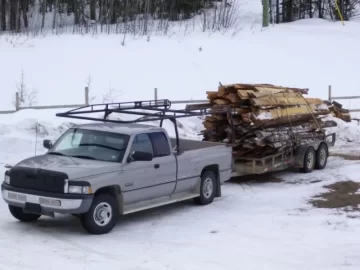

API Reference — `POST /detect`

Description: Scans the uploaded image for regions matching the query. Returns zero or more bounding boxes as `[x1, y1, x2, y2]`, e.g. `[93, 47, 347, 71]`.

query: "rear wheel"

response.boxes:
[301, 147, 316, 173]
[194, 170, 217, 205]
[80, 193, 119, 235]
[315, 143, 328, 170]
[8, 205, 41, 222]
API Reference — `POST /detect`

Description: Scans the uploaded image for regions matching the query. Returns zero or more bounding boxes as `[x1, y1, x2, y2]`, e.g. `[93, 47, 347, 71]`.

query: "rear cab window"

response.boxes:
[148, 132, 171, 157]
[129, 133, 154, 156]
[127, 131, 171, 161]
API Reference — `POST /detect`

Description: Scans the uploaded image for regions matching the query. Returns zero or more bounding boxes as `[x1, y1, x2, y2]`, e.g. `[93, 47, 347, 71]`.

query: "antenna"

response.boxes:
[34, 122, 38, 156]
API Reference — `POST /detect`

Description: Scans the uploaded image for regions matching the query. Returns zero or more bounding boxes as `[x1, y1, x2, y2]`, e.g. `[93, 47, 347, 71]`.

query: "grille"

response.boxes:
[9, 167, 67, 193]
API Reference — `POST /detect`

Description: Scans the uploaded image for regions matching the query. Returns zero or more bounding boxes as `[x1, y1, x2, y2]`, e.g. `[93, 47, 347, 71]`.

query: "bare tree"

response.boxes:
[102, 84, 122, 103]
[15, 69, 37, 107]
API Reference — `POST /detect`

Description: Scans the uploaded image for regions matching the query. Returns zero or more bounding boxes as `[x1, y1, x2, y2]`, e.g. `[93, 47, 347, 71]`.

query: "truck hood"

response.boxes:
[14, 154, 123, 180]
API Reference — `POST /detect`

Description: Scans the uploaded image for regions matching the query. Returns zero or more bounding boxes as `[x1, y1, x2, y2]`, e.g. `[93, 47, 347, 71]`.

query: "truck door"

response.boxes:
[121, 132, 176, 205]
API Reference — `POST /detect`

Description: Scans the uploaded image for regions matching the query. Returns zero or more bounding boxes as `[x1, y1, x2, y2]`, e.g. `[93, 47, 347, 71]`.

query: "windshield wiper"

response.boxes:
[47, 152, 66, 156]
[70, 155, 96, 160]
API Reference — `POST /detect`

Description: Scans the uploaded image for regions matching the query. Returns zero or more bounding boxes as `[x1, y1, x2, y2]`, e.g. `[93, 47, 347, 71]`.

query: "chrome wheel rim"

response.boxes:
[319, 148, 326, 165]
[307, 151, 315, 169]
[93, 202, 112, 227]
[203, 178, 213, 199]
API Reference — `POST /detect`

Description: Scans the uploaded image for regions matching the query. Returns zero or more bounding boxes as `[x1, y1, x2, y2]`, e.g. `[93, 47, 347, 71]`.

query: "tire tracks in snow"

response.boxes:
[25, 223, 153, 270]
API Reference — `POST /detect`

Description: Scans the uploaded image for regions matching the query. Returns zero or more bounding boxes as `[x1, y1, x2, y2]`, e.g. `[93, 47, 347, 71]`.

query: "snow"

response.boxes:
[0, 2, 360, 111]
[1, 0, 360, 269]
[0, 146, 360, 269]
[316, 104, 329, 111]
[256, 111, 273, 120]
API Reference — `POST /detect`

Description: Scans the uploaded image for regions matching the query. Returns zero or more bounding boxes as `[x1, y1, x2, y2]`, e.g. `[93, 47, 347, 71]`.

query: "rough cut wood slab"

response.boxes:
[254, 106, 316, 120]
[206, 91, 218, 100]
[251, 96, 323, 107]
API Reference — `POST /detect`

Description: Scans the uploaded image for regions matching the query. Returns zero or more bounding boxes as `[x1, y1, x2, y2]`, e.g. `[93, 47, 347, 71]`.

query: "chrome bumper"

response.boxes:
[1, 184, 93, 214]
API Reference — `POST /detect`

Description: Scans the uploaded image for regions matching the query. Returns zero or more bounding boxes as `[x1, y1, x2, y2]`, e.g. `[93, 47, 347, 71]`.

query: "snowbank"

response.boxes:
[0, 16, 359, 112]
[324, 116, 360, 144]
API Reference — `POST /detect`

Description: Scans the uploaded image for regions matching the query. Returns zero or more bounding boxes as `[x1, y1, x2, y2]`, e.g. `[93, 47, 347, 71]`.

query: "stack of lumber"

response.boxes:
[325, 100, 351, 122]
[186, 83, 338, 158]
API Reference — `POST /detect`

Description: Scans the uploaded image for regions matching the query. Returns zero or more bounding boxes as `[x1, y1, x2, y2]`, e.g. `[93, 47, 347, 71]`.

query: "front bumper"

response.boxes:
[1, 183, 93, 214]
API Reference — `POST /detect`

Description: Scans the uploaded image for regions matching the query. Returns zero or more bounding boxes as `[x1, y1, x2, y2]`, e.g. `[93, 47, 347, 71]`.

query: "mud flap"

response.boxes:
[215, 174, 221, 197]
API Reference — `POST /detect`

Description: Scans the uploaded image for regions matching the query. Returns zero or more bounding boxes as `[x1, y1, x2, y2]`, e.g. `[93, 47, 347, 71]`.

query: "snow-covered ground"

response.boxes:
[1, 0, 360, 269]
[0, 140, 360, 270]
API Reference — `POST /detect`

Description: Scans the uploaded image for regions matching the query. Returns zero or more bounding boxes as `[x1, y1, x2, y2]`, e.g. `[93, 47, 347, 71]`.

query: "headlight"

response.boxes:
[68, 185, 93, 194]
[4, 172, 10, 184]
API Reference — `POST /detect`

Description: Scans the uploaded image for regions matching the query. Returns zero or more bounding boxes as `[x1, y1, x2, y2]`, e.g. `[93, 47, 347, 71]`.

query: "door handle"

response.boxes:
[154, 164, 160, 169]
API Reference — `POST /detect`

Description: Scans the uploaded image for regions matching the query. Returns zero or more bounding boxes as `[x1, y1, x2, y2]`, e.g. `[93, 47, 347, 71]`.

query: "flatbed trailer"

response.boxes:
[231, 133, 336, 177]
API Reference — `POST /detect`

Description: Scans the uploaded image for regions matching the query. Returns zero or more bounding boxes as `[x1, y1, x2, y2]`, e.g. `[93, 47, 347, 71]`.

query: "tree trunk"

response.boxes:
[0, 0, 6, 31]
[16, 0, 20, 32]
[74, 0, 79, 25]
[90, 0, 96, 21]
[9, 0, 17, 31]
[52, 0, 58, 29]
[41, 0, 46, 29]
[21, 0, 28, 29]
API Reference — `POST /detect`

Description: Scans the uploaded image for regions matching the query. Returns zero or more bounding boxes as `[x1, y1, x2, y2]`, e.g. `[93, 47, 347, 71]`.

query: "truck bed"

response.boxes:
[169, 138, 226, 152]
[169, 137, 233, 184]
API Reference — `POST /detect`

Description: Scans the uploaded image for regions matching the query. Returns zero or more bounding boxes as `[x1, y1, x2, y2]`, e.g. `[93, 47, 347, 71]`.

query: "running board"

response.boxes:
[122, 193, 199, 215]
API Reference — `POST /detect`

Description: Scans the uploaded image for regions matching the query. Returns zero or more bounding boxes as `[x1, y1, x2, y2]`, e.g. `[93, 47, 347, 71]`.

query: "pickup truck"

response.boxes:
[2, 119, 233, 234]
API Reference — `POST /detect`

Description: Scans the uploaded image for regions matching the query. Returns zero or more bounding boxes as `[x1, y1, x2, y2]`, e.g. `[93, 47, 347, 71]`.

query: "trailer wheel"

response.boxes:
[301, 146, 316, 173]
[315, 143, 328, 170]
[194, 170, 216, 205]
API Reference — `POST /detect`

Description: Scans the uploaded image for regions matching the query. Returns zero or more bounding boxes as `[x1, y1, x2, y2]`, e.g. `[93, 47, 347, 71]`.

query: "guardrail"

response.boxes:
[0, 87, 90, 115]
[1, 85, 358, 115]
[328, 85, 360, 112]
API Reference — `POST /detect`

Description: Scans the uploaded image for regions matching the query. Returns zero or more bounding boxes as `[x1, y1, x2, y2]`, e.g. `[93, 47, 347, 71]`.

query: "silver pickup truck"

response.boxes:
[1, 100, 232, 234]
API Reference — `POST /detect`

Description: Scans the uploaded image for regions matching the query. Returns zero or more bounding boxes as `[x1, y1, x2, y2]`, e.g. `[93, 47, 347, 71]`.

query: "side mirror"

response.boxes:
[130, 151, 153, 162]
[43, 139, 53, 150]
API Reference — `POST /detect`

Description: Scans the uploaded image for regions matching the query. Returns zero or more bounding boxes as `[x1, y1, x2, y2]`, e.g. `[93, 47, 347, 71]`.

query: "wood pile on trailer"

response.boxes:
[325, 100, 351, 122]
[186, 83, 339, 158]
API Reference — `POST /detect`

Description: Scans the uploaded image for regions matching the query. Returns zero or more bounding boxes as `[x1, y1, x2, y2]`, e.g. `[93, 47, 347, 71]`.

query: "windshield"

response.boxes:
[49, 128, 130, 162]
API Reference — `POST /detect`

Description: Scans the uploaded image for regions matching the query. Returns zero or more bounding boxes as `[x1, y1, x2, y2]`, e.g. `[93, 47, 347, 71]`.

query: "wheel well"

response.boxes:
[318, 142, 329, 154]
[201, 164, 219, 177]
[95, 185, 121, 199]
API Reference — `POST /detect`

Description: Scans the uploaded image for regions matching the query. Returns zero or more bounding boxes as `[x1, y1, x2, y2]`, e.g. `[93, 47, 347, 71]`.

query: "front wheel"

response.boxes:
[8, 205, 41, 222]
[80, 194, 119, 235]
[194, 170, 217, 205]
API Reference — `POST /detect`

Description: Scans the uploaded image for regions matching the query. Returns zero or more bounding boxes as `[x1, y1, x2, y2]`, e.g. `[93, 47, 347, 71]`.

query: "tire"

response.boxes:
[315, 143, 328, 170]
[8, 205, 41, 222]
[301, 146, 316, 173]
[194, 170, 217, 205]
[80, 193, 119, 235]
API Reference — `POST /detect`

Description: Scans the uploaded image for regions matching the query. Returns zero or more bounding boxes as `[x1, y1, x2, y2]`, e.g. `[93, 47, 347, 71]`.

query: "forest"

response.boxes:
[0, 0, 358, 35]
[271, 0, 359, 23]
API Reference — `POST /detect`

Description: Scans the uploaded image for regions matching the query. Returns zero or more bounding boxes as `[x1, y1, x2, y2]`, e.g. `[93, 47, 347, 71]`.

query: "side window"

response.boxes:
[130, 133, 154, 156]
[149, 132, 171, 157]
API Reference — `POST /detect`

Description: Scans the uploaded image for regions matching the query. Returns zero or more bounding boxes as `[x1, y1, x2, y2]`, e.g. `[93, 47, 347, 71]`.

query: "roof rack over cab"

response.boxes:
[55, 99, 215, 153]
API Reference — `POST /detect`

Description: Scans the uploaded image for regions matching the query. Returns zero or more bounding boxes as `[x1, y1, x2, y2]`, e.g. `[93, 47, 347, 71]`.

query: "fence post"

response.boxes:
[154, 88, 158, 101]
[15, 92, 20, 111]
[328, 85, 332, 102]
[85, 87, 89, 105]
